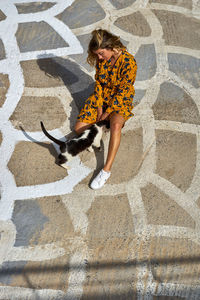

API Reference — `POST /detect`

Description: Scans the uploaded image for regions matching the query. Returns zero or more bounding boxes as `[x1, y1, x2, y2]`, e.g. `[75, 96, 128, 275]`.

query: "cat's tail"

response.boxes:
[40, 121, 65, 147]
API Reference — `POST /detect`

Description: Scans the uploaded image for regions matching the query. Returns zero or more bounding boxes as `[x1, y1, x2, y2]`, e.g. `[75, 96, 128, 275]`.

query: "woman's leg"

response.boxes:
[90, 113, 125, 189]
[103, 113, 125, 172]
[74, 121, 93, 135]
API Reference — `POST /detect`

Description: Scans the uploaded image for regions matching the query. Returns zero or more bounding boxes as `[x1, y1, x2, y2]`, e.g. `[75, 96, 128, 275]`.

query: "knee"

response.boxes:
[74, 122, 84, 135]
[74, 122, 91, 135]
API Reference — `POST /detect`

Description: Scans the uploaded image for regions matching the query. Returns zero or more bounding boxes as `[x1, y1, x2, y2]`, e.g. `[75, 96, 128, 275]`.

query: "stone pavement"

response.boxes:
[0, 0, 200, 299]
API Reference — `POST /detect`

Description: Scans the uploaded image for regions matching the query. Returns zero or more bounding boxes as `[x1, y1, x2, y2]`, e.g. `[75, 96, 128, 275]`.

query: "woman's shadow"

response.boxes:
[21, 54, 106, 182]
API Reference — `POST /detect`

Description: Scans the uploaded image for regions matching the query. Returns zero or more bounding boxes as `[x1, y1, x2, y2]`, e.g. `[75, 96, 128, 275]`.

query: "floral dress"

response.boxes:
[77, 49, 137, 123]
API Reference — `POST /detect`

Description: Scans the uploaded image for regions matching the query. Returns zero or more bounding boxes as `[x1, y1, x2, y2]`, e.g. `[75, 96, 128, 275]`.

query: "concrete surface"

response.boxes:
[0, 0, 200, 299]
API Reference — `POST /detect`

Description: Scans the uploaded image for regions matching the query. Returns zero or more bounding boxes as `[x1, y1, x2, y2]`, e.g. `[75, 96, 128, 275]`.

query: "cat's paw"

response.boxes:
[60, 163, 70, 170]
[87, 146, 94, 153]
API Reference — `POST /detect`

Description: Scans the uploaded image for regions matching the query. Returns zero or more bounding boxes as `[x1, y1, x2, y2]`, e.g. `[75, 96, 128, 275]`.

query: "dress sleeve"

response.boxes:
[106, 58, 137, 115]
[94, 62, 104, 107]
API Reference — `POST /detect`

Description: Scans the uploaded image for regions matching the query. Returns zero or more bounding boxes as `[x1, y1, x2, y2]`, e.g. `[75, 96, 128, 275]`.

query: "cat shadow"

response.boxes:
[19, 126, 62, 166]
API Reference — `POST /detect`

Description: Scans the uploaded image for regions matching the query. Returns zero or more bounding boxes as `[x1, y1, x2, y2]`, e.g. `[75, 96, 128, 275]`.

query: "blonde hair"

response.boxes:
[87, 29, 126, 66]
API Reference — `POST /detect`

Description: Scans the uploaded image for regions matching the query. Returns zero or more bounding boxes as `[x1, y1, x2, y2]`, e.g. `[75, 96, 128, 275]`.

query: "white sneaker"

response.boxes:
[90, 169, 111, 190]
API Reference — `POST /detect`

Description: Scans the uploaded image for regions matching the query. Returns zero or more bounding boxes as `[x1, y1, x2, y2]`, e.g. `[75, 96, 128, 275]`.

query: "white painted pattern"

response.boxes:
[0, 0, 200, 299]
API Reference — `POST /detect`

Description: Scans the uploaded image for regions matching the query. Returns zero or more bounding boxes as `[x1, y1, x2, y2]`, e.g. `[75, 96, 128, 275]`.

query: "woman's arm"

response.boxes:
[106, 58, 137, 115]
[94, 62, 104, 108]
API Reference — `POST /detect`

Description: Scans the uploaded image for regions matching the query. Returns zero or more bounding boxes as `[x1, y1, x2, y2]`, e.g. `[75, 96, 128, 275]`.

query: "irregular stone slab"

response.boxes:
[149, 0, 192, 9]
[0, 39, 5, 60]
[56, 0, 106, 29]
[114, 11, 151, 36]
[153, 10, 200, 50]
[109, 128, 143, 184]
[21, 59, 65, 88]
[156, 130, 197, 192]
[168, 53, 200, 88]
[12, 200, 48, 247]
[0, 74, 9, 108]
[150, 236, 200, 285]
[135, 44, 157, 80]
[0, 10, 6, 21]
[109, 0, 136, 9]
[134, 89, 146, 106]
[16, 21, 69, 52]
[10, 96, 67, 132]
[152, 82, 200, 124]
[11, 257, 70, 291]
[0, 221, 16, 265]
[31, 196, 75, 245]
[15, 2, 56, 14]
[7, 141, 67, 186]
[141, 183, 195, 228]
[83, 194, 136, 299]
[87, 194, 135, 241]
[0, 261, 27, 286]
[82, 278, 137, 300]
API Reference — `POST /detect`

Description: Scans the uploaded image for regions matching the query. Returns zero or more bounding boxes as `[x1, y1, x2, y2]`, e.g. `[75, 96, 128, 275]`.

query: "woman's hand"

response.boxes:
[97, 107, 103, 122]
[100, 112, 109, 121]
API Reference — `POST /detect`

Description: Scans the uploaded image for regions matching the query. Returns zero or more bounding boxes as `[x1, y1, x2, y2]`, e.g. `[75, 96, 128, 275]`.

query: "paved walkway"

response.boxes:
[0, 0, 200, 299]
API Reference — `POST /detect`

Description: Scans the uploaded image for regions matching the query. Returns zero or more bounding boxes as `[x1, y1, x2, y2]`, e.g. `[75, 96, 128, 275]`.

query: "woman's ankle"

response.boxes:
[103, 166, 111, 173]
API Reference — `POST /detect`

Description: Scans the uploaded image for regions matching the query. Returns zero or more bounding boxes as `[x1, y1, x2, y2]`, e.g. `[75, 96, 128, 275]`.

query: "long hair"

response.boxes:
[87, 29, 126, 66]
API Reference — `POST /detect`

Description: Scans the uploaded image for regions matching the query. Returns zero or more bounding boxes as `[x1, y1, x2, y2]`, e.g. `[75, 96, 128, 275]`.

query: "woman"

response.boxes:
[75, 29, 137, 189]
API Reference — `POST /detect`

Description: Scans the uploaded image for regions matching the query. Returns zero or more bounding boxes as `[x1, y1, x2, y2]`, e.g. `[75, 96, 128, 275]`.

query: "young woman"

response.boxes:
[75, 29, 137, 189]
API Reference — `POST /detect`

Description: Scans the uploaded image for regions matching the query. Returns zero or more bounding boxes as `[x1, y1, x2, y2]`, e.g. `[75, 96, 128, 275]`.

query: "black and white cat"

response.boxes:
[40, 121, 108, 169]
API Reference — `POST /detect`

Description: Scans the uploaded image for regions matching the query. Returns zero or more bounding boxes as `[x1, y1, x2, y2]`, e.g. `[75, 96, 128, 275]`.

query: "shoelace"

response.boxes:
[98, 171, 109, 182]
[98, 171, 104, 180]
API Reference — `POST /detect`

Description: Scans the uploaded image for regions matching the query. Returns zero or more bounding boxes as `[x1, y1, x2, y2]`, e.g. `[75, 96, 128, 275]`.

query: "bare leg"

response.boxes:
[103, 113, 125, 172]
[74, 121, 93, 135]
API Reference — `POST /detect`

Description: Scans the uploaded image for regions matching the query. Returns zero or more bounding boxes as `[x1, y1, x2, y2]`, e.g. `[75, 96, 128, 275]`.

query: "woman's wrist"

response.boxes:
[100, 112, 109, 121]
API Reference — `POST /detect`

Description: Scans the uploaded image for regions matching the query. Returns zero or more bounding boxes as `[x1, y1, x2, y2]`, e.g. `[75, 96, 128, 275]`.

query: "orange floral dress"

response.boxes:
[77, 49, 137, 123]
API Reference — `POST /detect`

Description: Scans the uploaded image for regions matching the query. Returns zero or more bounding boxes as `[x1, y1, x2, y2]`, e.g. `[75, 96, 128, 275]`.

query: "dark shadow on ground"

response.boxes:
[37, 55, 95, 129]
[19, 126, 62, 166]
[35, 55, 106, 180]
[1, 255, 200, 298]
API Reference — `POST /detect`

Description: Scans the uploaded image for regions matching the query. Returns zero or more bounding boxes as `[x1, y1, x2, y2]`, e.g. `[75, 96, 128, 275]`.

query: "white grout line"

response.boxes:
[0, 0, 200, 299]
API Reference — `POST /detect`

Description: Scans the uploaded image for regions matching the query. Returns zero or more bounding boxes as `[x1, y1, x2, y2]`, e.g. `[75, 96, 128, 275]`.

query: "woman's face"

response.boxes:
[93, 48, 113, 61]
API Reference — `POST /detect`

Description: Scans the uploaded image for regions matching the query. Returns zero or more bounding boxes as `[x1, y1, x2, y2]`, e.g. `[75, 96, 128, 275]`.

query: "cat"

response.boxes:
[40, 121, 108, 169]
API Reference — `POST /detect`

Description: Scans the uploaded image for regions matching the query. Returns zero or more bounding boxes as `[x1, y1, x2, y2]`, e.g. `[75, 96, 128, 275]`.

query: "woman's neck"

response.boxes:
[110, 50, 122, 66]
